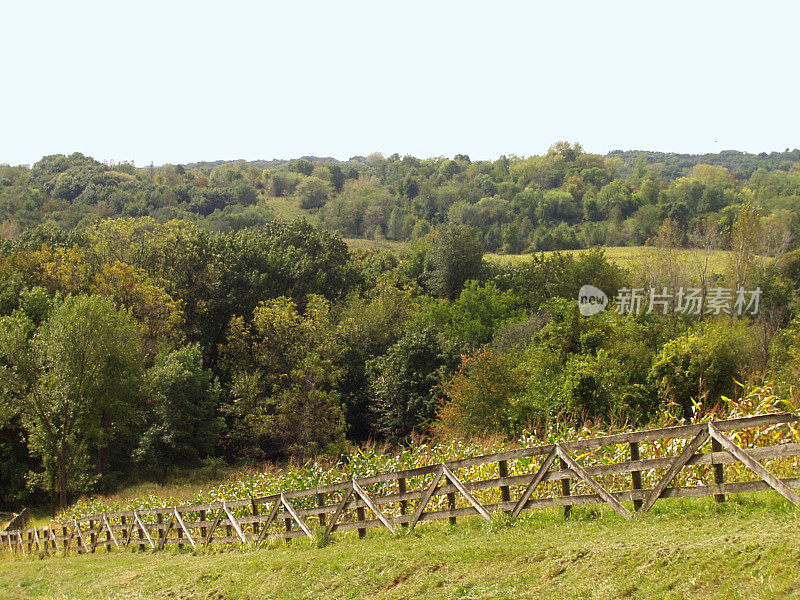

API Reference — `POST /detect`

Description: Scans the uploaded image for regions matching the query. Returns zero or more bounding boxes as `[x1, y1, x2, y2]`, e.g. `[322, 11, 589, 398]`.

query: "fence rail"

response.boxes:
[2, 413, 799, 557]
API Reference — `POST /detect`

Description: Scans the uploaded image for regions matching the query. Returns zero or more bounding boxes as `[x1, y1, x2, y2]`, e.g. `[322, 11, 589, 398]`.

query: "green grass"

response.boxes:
[263, 195, 318, 224]
[343, 238, 410, 254]
[2, 496, 799, 600]
[486, 246, 735, 276]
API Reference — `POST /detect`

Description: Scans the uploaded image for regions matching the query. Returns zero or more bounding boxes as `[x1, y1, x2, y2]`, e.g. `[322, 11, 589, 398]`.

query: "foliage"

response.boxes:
[436, 348, 523, 437]
[649, 321, 757, 417]
[135, 344, 222, 481]
[367, 328, 454, 442]
[2, 147, 800, 511]
[220, 295, 343, 459]
[424, 224, 485, 300]
[0, 295, 144, 507]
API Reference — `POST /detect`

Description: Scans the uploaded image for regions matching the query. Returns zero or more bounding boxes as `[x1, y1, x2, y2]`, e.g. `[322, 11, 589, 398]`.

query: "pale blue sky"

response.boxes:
[2, 0, 798, 166]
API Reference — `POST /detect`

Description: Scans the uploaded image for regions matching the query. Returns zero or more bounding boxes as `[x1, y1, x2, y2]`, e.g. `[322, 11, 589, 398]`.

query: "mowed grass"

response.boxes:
[2, 495, 799, 600]
[486, 246, 735, 276]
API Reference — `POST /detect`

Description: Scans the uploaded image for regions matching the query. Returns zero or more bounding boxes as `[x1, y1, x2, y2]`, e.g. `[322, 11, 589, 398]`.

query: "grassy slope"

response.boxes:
[2, 497, 799, 600]
[264, 196, 319, 224]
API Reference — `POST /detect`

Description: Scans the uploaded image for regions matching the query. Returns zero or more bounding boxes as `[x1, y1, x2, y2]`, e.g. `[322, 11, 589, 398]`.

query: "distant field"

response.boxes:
[263, 195, 318, 224]
[343, 238, 410, 253]
[487, 246, 734, 275]
[333, 240, 735, 276]
[2, 497, 798, 600]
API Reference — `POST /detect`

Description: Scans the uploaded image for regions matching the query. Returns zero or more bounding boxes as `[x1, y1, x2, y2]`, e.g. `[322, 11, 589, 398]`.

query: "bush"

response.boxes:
[649, 321, 757, 417]
[436, 348, 523, 437]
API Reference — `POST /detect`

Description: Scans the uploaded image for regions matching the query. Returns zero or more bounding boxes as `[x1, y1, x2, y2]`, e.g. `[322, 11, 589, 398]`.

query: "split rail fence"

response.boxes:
[2, 413, 799, 557]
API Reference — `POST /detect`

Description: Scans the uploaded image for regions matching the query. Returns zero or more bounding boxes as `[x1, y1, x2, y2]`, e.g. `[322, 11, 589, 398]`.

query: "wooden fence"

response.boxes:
[2, 413, 799, 557]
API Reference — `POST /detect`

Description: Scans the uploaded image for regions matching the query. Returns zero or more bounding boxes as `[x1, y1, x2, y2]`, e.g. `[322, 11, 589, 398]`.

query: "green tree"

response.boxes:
[436, 348, 522, 437]
[296, 176, 332, 209]
[289, 159, 314, 176]
[0, 295, 143, 507]
[135, 344, 221, 481]
[425, 224, 484, 300]
[367, 328, 453, 441]
[269, 353, 346, 457]
[649, 322, 754, 417]
[220, 295, 342, 458]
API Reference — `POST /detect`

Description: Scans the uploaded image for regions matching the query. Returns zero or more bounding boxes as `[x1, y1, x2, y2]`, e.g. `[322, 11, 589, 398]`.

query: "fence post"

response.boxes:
[712, 438, 726, 503]
[357, 505, 366, 539]
[630, 442, 643, 511]
[560, 458, 571, 520]
[120, 516, 127, 548]
[447, 491, 457, 525]
[177, 512, 184, 550]
[200, 510, 207, 540]
[398, 478, 408, 527]
[138, 517, 145, 552]
[251, 500, 260, 536]
[105, 520, 112, 552]
[89, 520, 96, 553]
[317, 493, 326, 528]
[284, 512, 292, 545]
[62, 525, 69, 554]
[498, 460, 511, 509]
[157, 513, 164, 548]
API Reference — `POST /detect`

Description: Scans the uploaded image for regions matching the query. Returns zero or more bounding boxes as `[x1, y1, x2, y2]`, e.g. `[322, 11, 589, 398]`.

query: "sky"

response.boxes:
[2, 0, 799, 166]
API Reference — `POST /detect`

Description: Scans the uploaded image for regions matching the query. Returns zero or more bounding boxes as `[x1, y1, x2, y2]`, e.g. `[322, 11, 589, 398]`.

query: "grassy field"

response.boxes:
[343, 237, 411, 253]
[486, 246, 734, 275]
[332, 237, 736, 278]
[263, 196, 319, 224]
[2, 496, 799, 600]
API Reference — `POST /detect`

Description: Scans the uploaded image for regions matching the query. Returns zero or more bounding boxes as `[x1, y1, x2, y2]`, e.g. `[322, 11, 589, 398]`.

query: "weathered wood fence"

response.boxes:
[2, 413, 799, 557]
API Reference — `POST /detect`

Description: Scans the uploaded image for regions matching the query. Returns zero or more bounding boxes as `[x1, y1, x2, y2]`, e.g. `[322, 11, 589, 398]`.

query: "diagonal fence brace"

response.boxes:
[324, 487, 355, 540]
[639, 426, 710, 514]
[409, 466, 445, 529]
[512, 447, 558, 519]
[133, 510, 154, 549]
[708, 422, 800, 505]
[203, 506, 225, 546]
[73, 520, 89, 553]
[353, 480, 396, 534]
[281, 494, 312, 538]
[157, 511, 176, 550]
[222, 502, 246, 544]
[256, 498, 282, 542]
[555, 444, 631, 519]
[441, 464, 492, 521]
[174, 508, 197, 550]
[102, 516, 120, 549]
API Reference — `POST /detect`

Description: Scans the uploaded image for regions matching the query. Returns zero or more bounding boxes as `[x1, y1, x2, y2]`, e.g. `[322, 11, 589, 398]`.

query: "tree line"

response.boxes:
[2, 143, 800, 254]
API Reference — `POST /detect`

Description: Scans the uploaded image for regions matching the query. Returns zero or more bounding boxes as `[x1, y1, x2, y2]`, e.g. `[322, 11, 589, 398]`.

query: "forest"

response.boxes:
[2, 142, 800, 512]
